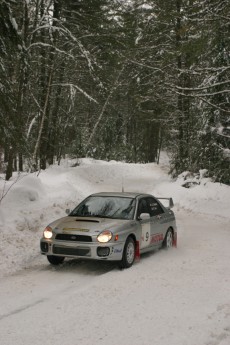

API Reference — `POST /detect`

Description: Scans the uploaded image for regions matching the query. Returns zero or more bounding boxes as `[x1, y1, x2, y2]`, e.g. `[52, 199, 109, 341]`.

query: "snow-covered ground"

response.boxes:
[0, 154, 229, 345]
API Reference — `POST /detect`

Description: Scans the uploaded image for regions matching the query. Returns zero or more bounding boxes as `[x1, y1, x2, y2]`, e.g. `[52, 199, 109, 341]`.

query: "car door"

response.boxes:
[137, 198, 152, 250]
[147, 197, 166, 247]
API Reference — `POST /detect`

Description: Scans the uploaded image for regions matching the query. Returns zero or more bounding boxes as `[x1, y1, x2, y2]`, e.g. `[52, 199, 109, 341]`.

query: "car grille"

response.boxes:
[53, 245, 90, 257]
[55, 234, 92, 242]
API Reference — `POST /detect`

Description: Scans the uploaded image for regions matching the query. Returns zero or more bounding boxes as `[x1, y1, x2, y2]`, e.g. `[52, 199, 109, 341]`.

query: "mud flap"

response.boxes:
[135, 241, 140, 261]
[173, 232, 177, 247]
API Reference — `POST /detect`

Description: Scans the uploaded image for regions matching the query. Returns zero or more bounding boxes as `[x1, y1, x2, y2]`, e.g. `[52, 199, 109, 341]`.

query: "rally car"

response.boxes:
[40, 192, 177, 268]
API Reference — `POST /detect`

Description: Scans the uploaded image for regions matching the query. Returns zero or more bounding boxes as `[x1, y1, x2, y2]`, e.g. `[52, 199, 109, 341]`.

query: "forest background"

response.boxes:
[0, 0, 229, 184]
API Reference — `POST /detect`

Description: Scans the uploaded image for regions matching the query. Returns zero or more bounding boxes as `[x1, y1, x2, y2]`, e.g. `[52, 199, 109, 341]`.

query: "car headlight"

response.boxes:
[43, 226, 53, 239]
[97, 230, 112, 243]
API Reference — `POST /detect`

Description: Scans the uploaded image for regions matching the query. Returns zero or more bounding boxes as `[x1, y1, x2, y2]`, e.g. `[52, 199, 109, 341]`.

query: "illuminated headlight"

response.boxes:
[43, 226, 53, 239]
[97, 230, 112, 243]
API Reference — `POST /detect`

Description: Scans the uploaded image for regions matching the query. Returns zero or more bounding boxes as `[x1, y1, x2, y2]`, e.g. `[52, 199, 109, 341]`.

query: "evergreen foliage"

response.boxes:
[0, 0, 229, 184]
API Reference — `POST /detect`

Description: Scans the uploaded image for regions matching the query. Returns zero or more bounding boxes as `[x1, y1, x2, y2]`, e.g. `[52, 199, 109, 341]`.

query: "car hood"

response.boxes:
[49, 216, 130, 235]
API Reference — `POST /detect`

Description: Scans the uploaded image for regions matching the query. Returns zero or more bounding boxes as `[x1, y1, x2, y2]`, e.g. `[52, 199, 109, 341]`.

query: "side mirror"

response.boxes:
[66, 208, 71, 215]
[139, 213, 150, 221]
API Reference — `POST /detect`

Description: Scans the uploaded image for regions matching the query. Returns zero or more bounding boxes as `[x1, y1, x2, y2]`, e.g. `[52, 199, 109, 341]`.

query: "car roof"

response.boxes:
[90, 192, 153, 198]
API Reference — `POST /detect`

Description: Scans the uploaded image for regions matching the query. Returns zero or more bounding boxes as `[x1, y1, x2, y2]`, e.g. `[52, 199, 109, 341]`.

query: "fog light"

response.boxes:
[40, 242, 49, 253]
[97, 247, 110, 257]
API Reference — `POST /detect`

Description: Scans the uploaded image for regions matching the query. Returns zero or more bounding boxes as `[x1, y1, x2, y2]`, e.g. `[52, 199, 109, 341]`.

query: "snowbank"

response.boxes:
[0, 156, 229, 277]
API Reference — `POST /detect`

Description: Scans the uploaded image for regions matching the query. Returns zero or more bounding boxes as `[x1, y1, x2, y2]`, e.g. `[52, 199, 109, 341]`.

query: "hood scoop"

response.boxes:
[75, 218, 100, 223]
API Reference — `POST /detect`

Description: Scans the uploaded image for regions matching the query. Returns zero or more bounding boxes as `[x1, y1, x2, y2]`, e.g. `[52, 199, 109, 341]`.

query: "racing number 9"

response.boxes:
[146, 232, 149, 241]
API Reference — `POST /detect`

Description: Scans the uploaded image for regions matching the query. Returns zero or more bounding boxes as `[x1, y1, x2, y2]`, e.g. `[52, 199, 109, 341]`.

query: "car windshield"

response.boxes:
[70, 196, 136, 220]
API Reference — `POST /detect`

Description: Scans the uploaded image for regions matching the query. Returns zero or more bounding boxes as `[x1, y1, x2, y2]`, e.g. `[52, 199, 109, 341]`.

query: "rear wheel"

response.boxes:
[120, 237, 135, 269]
[163, 229, 173, 249]
[47, 255, 65, 265]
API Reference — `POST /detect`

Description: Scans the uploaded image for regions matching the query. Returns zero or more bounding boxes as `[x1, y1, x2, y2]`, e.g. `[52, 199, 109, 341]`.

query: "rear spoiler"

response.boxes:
[156, 197, 174, 209]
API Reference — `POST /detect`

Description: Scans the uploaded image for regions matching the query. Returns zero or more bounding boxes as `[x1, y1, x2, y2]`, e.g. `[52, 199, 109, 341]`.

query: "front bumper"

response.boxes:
[40, 239, 124, 261]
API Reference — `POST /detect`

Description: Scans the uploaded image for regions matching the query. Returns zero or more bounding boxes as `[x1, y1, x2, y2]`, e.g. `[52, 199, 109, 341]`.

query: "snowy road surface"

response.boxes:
[1, 212, 230, 345]
[0, 157, 230, 345]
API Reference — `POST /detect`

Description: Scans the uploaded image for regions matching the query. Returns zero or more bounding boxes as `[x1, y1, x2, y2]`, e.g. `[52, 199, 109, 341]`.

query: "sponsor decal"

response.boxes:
[114, 248, 122, 253]
[150, 233, 164, 244]
[63, 228, 89, 232]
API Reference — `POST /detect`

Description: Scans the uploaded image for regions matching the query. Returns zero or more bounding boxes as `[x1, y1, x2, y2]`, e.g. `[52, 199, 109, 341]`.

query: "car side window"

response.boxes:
[137, 198, 149, 219]
[147, 197, 164, 217]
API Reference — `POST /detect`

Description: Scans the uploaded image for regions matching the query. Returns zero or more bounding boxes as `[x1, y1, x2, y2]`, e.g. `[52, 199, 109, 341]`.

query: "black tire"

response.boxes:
[47, 255, 65, 265]
[120, 237, 135, 269]
[162, 229, 173, 249]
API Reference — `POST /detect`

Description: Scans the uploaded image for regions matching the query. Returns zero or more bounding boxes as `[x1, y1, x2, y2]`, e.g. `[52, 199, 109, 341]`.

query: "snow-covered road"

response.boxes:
[0, 156, 230, 345]
[1, 211, 230, 345]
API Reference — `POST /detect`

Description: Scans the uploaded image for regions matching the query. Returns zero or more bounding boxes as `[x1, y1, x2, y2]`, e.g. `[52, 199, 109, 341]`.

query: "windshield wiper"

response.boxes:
[70, 214, 112, 219]
[92, 215, 112, 219]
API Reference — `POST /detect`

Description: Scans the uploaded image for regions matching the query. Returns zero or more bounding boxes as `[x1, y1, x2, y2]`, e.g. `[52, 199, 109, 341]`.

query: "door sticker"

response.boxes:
[150, 233, 163, 244]
[140, 222, 151, 249]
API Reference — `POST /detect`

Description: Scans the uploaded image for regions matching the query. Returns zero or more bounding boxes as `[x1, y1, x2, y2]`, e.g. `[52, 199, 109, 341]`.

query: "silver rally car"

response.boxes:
[40, 192, 177, 268]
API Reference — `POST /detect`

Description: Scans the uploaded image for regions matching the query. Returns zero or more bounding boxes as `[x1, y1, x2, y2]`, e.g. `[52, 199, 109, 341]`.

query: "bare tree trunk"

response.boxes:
[32, 66, 54, 169]
[85, 64, 126, 152]
[19, 153, 23, 171]
[5, 147, 14, 180]
[176, 0, 185, 162]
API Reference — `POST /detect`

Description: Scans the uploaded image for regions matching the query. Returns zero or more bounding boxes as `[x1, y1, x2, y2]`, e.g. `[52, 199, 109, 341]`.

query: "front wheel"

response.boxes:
[162, 229, 173, 249]
[47, 255, 65, 265]
[120, 237, 135, 269]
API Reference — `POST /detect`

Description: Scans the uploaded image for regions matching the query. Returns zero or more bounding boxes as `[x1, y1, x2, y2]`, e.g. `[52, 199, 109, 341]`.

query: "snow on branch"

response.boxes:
[195, 66, 230, 72]
[173, 81, 230, 92]
[29, 21, 98, 81]
[86, 64, 126, 149]
[26, 43, 75, 60]
[56, 25, 95, 73]
[175, 88, 230, 98]
[128, 58, 164, 73]
[52, 83, 98, 104]
[173, 92, 230, 114]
